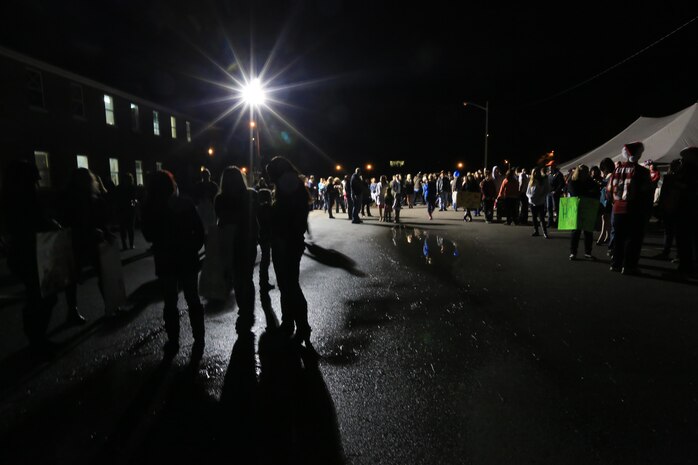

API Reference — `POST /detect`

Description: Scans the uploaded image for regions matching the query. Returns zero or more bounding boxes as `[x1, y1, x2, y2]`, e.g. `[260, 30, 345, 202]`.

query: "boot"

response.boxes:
[66, 306, 87, 326]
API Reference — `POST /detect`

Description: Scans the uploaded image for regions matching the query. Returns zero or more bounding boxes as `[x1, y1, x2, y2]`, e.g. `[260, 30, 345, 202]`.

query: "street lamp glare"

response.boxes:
[242, 78, 266, 106]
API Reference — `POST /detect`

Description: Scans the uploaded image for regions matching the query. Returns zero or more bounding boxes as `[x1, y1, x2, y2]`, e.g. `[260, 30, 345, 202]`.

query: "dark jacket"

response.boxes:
[272, 173, 310, 244]
[142, 195, 205, 277]
[567, 178, 599, 199]
[350, 173, 363, 198]
[215, 189, 259, 247]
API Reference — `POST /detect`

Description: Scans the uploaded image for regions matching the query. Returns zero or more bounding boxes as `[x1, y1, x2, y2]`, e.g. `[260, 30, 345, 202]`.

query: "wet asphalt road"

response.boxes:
[1, 205, 698, 464]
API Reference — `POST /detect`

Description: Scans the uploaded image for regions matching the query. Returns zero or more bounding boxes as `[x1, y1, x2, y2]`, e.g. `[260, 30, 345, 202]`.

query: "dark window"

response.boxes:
[26, 69, 44, 108]
[70, 83, 85, 117]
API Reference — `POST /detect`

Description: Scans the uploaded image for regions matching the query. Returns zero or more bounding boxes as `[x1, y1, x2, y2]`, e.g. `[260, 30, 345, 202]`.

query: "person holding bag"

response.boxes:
[61, 168, 112, 325]
[567, 165, 600, 260]
[1, 160, 61, 357]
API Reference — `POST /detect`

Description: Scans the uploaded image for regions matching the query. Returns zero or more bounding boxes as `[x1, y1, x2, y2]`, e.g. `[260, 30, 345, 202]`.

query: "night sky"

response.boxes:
[1, 1, 696, 174]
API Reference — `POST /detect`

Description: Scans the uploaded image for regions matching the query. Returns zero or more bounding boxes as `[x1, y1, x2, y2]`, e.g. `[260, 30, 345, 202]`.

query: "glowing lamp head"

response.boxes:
[457, 162, 464, 169]
[250, 121, 256, 128]
[208, 147, 214, 156]
[335, 165, 342, 171]
[242, 79, 266, 106]
[241, 167, 248, 173]
[366, 164, 373, 171]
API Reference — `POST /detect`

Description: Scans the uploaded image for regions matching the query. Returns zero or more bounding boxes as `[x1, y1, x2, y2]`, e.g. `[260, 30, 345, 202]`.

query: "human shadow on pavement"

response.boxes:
[304, 242, 366, 277]
[255, 330, 345, 465]
[99, 278, 162, 333]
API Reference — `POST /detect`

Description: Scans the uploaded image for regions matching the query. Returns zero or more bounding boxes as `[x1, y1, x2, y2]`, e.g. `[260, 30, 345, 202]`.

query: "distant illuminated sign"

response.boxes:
[389, 160, 405, 167]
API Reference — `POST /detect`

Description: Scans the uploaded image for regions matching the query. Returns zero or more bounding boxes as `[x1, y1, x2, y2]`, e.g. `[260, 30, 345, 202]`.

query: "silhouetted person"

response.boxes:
[142, 170, 205, 357]
[257, 186, 275, 290]
[325, 177, 338, 219]
[62, 167, 111, 324]
[193, 168, 219, 204]
[675, 147, 698, 275]
[193, 168, 219, 230]
[115, 172, 137, 250]
[350, 168, 363, 224]
[215, 166, 259, 332]
[1, 160, 59, 356]
[265, 156, 312, 344]
[655, 159, 682, 259]
[546, 163, 565, 227]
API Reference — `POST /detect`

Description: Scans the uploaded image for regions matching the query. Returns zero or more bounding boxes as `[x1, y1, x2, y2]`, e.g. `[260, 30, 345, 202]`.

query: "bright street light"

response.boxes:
[208, 147, 214, 156]
[242, 79, 266, 107]
[366, 163, 373, 171]
[335, 164, 342, 171]
[463, 100, 489, 170]
[457, 162, 464, 169]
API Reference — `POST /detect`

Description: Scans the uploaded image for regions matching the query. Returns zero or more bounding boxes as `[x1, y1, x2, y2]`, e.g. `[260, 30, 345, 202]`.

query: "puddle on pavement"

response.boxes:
[390, 226, 460, 269]
[388, 226, 490, 308]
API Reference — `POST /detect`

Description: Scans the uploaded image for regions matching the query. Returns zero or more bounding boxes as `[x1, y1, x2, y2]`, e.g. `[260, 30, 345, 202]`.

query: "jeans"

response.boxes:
[530, 204, 547, 233]
[161, 272, 205, 343]
[439, 192, 448, 210]
[570, 229, 593, 255]
[482, 199, 494, 222]
[352, 194, 363, 222]
[272, 238, 309, 335]
[611, 213, 646, 270]
[546, 193, 559, 227]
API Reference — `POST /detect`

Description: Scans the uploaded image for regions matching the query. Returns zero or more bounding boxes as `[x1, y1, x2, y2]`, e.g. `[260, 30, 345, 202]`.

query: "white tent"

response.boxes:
[560, 102, 698, 171]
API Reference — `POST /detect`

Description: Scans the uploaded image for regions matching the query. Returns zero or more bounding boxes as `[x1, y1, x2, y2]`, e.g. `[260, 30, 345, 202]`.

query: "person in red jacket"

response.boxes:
[608, 142, 653, 275]
[497, 169, 520, 225]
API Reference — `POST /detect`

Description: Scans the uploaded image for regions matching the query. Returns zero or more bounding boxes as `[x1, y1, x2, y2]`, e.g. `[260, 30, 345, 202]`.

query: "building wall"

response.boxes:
[0, 52, 224, 197]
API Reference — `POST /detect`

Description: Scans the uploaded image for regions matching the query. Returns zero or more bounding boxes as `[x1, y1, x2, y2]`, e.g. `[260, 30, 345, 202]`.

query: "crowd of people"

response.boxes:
[1, 144, 697, 358]
[303, 143, 698, 276]
[0, 156, 312, 359]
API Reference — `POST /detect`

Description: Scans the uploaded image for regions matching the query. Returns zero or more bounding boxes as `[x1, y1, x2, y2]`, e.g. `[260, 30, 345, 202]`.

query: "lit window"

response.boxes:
[135, 160, 144, 185]
[76, 155, 89, 169]
[170, 116, 177, 139]
[104, 94, 115, 126]
[34, 151, 51, 188]
[156, 162, 163, 171]
[153, 111, 160, 135]
[186, 121, 191, 142]
[130, 103, 140, 131]
[109, 158, 120, 186]
[26, 69, 44, 108]
[71, 84, 84, 117]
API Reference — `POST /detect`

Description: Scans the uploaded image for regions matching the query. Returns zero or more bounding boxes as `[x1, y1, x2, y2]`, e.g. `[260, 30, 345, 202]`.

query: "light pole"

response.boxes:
[463, 100, 489, 170]
[250, 120, 260, 179]
[242, 78, 266, 185]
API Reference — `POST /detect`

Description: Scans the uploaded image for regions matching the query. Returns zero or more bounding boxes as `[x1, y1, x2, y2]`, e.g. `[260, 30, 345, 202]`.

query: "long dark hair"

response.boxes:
[219, 166, 247, 199]
[265, 156, 311, 203]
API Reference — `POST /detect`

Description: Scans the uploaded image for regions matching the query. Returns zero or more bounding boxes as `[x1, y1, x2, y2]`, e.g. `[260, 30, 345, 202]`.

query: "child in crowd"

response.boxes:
[384, 186, 394, 223]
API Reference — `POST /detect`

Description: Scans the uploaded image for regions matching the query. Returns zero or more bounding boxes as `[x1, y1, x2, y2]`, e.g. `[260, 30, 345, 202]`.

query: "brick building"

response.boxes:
[0, 46, 228, 198]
